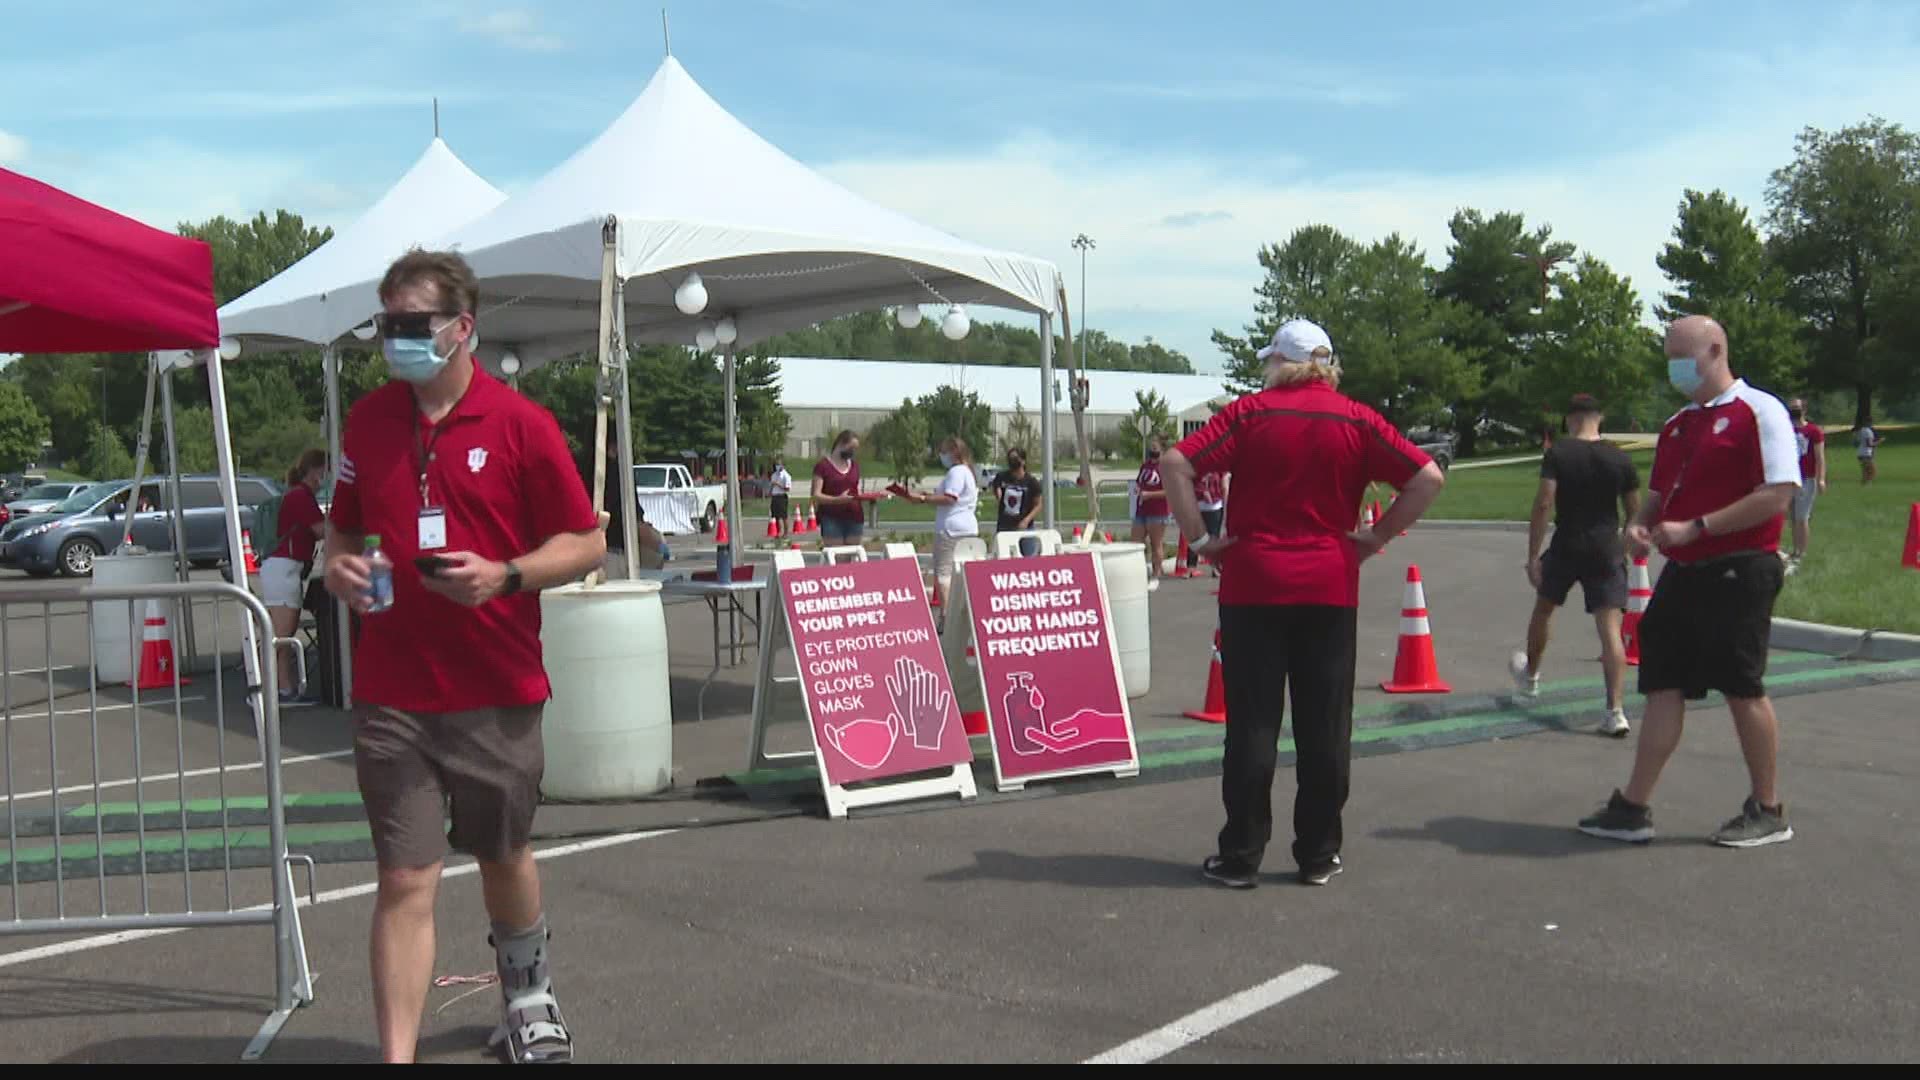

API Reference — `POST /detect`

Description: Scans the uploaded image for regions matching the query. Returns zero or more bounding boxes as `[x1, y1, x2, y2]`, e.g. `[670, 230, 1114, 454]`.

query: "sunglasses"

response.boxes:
[374, 310, 466, 339]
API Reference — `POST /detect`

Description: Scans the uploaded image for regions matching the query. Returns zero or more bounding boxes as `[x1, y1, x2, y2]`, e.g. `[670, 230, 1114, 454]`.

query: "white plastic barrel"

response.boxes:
[1064, 541, 1151, 698]
[538, 580, 673, 798]
[90, 551, 178, 685]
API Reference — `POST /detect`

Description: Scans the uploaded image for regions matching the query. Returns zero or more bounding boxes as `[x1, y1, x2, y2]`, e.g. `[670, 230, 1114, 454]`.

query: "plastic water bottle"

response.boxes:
[714, 538, 732, 583]
[364, 534, 394, 613]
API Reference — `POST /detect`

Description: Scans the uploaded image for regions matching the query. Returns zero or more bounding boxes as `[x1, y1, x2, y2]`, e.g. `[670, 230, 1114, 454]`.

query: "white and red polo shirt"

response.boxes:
[1648, 379, 1799, 564]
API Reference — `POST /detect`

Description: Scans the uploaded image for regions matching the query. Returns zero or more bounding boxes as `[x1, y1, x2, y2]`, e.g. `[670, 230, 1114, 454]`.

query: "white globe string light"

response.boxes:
[895, 304, 923, 329]
[714, 316, 738, 346]
[941, 305, 970, 341]
[674, 271, 709, 315]
[695, 325, 718, 351]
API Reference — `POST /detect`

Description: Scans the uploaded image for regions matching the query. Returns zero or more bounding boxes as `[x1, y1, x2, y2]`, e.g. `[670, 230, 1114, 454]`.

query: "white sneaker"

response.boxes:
[1600, 708, 1631, 738]
[1147, 579, 1160, 593]
[1508, 650, 1539, 699]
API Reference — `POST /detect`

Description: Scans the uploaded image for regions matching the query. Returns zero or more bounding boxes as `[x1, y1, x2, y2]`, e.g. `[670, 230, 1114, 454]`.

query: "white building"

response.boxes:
[772, 356, 1233, 461]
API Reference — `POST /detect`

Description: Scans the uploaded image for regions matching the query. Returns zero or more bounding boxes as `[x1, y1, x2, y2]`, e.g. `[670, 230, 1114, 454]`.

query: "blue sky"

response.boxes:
[6, 0, 1920, 371]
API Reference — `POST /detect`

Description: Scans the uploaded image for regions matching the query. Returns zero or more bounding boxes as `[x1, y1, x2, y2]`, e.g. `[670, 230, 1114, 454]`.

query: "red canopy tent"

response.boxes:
[0, 165, 217, 351]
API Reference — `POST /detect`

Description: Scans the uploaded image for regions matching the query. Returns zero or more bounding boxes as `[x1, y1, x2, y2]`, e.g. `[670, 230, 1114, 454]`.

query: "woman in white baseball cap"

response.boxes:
[1162, 318, 1448, 889]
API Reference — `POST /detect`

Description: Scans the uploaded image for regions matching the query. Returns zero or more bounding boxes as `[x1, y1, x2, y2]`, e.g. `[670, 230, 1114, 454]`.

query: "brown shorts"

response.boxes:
[354, 704, 545, 868]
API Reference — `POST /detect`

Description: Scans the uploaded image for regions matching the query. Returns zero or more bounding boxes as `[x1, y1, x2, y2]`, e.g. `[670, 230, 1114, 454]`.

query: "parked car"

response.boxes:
[1, 473, 49, 503]
[1405, 429, 1456, 470]
[632, 463, 727, 534]
[0, 474, 280, 578]
[6, 481, 87, 517]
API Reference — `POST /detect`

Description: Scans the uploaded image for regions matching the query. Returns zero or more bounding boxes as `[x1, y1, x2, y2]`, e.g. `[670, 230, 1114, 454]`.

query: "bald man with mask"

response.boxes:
[1578, 316, 1800, 849]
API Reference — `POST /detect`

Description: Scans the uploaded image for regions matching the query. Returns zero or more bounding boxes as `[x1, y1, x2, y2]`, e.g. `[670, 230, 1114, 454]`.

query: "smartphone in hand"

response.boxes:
[414, 554, 453, 578]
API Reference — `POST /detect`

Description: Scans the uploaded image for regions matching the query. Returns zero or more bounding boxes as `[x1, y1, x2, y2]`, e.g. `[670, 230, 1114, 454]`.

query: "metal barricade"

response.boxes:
[1086, 477, 1136, 539]
[0, 580, 313, 1060]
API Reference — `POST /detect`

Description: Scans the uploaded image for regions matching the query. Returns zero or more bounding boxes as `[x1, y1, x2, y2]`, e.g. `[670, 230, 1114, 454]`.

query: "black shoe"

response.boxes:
[1578, 790, 1655, 843]
[1201, 855, 1257, 890]
[1299, 855, 1344, 886]
[1710, 797, 1793, 848]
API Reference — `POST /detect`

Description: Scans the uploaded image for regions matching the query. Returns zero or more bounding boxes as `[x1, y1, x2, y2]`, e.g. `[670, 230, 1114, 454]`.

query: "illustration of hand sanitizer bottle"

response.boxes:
[1005, 673, 1045, 753]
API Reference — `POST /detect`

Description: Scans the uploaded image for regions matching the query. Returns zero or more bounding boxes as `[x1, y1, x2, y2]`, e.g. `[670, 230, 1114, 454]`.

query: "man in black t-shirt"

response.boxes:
[990, 448, 1045, 537]
[1510, 394, 1642, 736]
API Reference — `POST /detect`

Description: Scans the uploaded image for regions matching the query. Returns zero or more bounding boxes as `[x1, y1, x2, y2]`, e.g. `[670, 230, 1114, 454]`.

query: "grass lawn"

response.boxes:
[738, 487, 1136, 528]
[1412, 428, 1920, 633]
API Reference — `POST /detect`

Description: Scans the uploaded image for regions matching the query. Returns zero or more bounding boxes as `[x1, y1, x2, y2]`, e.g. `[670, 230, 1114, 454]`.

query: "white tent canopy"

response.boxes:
[216, 137, 505, 351]
[432, 57, 1060, 368]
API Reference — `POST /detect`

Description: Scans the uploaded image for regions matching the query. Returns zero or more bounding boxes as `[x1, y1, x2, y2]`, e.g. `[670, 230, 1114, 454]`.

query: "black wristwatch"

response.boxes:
[502, 561, 524, 596]
[1693, 517, 1710, 538]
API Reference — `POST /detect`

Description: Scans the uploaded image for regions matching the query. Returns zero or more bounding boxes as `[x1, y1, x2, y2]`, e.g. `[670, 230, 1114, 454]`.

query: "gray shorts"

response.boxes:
[355, 704, 545, 868]
[1539, 548, 1629, 613]
[1792, 478, 1818, 522]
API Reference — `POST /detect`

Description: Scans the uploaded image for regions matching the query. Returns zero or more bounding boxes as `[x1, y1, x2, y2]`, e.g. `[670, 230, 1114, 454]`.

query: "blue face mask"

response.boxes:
[1667, 357, 1704, 397]
[939, 452, 955, 469]
[382, 318, 460, 384]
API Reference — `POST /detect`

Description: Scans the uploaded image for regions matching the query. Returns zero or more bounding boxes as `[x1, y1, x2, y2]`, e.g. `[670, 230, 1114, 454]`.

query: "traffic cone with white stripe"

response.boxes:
[240, 531, 261, 575]
[1381, 565, 1450, 694]
[1172, 534, 1192, 578]
[1183, 629, 1227, 724]
[130, 599, 190, 690]
[1621, 556, 1652, 666]
[1360, 503, 1377, 531]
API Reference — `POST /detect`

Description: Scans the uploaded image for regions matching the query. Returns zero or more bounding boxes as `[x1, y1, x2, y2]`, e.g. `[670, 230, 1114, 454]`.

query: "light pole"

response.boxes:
[1071, 234, 1095, 377]
[1069, 234, 1096, 492]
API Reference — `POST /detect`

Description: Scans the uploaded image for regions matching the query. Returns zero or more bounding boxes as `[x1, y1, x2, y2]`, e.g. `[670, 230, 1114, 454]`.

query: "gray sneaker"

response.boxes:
[1509, 650, 1540, 699]
[1710, 798, 1794, 848]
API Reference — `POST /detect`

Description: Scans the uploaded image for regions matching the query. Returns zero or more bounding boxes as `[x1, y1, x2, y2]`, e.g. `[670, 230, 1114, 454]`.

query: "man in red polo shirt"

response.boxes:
[324, 250, 604, 1063]
[1164, 319, 1446, 889]
[1579, 315, 1799, 849]
[1786, 397, 1826, 570]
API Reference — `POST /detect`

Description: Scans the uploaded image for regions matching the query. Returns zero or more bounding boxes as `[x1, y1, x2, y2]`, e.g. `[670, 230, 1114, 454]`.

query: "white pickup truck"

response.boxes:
[632, 463, 727, 536]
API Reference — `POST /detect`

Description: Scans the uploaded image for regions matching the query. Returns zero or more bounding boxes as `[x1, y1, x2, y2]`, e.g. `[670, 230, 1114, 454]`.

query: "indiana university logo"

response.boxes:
[468, 447, 490, 473]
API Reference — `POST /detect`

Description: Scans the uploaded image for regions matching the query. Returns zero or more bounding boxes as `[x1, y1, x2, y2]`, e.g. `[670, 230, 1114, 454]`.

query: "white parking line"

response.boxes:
[5, 664, 81, 677]
[1084, 964, 1339, 1064]
[0, 828, 680, 969]
[0, 747, 353, 805]
[1, 694, 207, 726]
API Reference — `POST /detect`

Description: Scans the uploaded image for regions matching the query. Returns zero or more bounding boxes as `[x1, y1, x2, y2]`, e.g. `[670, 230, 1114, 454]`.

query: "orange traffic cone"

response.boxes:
[129, 599, 190, 690]
[1903, 504, 1920, 571]
[1072, 524, 1084, 542]
[240, 531, 261, 575]
[1183, 629, 1227, 723]
[1172, 534, 1192, 578]
[1103, 531, 1115, 543]
[806, 506, 818, 533]
[714, 516, 730, 546]
[1622, 556, 1652, 665]
[1381, 565, 1451, 694]
[765, 517, 779, 540]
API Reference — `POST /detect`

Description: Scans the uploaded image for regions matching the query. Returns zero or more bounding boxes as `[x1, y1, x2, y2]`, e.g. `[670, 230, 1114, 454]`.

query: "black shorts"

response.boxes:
[1636, 553, 1784, 701]
[770, 494, 790, 522]
[1538, 547, 1628, 613]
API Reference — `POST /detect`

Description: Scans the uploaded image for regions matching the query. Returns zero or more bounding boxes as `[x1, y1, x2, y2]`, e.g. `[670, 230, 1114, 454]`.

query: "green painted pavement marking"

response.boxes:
[62, 791, 363, 820]
[0, 822, 372, 871]
[715, 656, 1920, 789]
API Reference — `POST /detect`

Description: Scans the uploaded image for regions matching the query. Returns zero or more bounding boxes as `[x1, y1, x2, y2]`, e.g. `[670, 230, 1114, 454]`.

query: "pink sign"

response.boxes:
[778, 558, 973, 787]
[962, 553, 1137, 787]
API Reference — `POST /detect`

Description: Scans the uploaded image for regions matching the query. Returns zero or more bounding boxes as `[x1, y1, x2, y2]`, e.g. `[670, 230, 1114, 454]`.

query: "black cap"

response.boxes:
[1568, 393, 1601, 415]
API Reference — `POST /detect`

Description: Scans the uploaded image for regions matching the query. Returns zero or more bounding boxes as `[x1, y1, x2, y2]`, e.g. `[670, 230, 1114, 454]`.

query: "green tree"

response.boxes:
[177, 211, 332, 307]
[1531, 257, 1661, 421]
[1002, 397, 1039, 458]
[165, 405, 220, 474]
[0, 383, 50, 472]
[762, 310, 1194, 373]
[82, 423, 138, 480]
[1121, 389, 1174, 462]
[1655, 189, 1805, 393]
[1333, 235, 1479, 428]
[1766, 118, 1920, 425]
[735, 350, 791, 466]
[915, 384, 994, 459]
[867, 399, 930, 483]
[1212, 224, 1361, 394]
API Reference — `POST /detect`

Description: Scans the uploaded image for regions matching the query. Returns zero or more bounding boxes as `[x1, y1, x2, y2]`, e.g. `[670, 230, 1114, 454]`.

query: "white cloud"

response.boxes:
[0, 129, 26, 165]
[820, 31, 1920, 373]
[460, 9, 565, 52]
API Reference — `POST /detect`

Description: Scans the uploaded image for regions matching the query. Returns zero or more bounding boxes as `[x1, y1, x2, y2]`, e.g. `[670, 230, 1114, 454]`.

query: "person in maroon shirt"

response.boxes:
[324, 250, 604, 1064]
[810, 429, 869, 544]
[263, 448, 328, 705]
[1785, 397, 1826, 569]
[1165, 319, 1445, 889]
[1131, 434, 1172, 590]
[1578, 315, 1800, 850]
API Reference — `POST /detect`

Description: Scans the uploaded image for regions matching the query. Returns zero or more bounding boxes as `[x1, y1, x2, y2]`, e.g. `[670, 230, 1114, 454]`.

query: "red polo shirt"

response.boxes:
[330, 367, 598, 713]
[1795, 421, 1825, 479]
[1647, 379, 1799, 565]
[1176, 382, 1429, 607]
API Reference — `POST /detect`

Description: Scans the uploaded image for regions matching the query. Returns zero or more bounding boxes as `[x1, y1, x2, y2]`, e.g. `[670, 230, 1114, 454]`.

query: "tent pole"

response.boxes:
[206, 348, 267, 746]
[723, 343, 741, 564]
[1039, 312, 1056, 532]
[589, 221, 617, 584]
[322, 344, 352, 705]
[160, 361, 197, 669]
[612, 273, 640, 580]
[119, 353, 162, 551]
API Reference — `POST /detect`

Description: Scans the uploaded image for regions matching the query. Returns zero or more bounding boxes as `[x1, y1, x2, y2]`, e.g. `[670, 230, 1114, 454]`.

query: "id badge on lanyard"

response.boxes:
[415, 424, 448, 551]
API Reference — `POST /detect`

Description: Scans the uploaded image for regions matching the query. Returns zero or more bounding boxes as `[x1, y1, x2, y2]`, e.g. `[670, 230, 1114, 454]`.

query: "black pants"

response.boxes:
[1217, 604, 1357, 870]
[1187, 508, 1225, 568]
